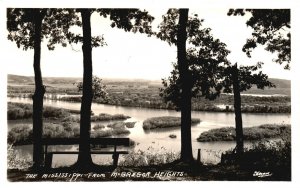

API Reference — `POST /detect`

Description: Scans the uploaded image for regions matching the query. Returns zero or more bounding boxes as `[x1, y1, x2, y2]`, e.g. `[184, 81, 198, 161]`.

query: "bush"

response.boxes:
[125, 122, 136, 128]
[8, 122, 81, 145]
[91, 113, 130, 121]
[7, 145, 32, 169]
[91, 129, 130, 138]
[7, 103, 32, 120]
[107, 121, 136, 129]
[43, 124, 69, 138]
[221, 139, 291, 176]
[7, 102, 75, 120]
[43, 106, 71, 119]
[197, 124, 291, 142]
[62, 115, 80, 123]
[169, 134, 177, 139]
[143, 116, 200, 130]
[107, 122, 126, 129]
[93, 124, 105, 130]
[119, 148, 180, 167]
[7, 126, 33, 145]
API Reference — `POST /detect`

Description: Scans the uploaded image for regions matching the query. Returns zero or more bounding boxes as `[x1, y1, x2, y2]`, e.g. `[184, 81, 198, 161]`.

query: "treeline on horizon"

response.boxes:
[7, 81, 291, 114]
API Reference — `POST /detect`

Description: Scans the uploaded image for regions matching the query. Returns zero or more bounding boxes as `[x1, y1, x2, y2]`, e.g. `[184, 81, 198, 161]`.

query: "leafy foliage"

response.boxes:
[119, 148, 180, 166]
[222, 62, 275, 93]
[160, 61, 275, 110]
[228, 9, 290, 69]
[90, 113, 130, 121]
[8, 126, 33, 145]
[76, 76, 108, 100]
[157, 9, 231, 109]
[7, 145, 32, 169]
[7, 102, 74, 120]
[97, 9, 154, 36]
[7, 8, 106, 51]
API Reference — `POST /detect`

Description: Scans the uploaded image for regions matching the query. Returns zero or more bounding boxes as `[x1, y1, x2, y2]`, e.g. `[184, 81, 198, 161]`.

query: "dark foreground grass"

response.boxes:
[143, 116, 200, 130]
[7, 156, 290, 181]
[197, 124, 290, 142]
[7, 135, 291, 181]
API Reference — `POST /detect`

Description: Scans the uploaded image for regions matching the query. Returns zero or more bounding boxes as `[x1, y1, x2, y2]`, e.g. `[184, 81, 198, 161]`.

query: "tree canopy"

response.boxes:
[7, 8, 106, 51]
[157, 9, 231, 109]
[227, 9, 290, 69]
[76, 76, 108, 100]
[222, 62, 275, 93]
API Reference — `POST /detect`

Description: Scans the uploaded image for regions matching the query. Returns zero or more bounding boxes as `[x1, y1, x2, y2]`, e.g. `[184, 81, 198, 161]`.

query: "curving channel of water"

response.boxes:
[8, 97, 290, 166]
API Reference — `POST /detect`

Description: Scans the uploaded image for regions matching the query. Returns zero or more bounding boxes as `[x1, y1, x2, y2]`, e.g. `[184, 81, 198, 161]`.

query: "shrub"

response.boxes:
[93, 124, 105, 130]
[125, 122, 136, 128]
[7, 103, 32, 120]
[221, 139, 291, 175]
[119, 148, 180, 167]
[7, 145, 32, 169]
[107, 122, 126, 129]
[43, 106, 70, 119]
[91, 113, 130, 121]
[7, 125, 33, 145]
[169, 134, 177, 139]
[61, 115, 80, 123]
[143, 116, 200, 130]
[197, 124, 291, 142]
[91, 128, 130, 138]
[43, 124, 68, 138]
[7, 102, 76, 120]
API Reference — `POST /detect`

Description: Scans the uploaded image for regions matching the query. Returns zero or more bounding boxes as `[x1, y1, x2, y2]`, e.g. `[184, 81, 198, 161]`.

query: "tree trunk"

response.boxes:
[232, 63, 244, 155]
[177, 9, 194, 162]
[32, 9, 46, 170]
[76, 9, 94, 168]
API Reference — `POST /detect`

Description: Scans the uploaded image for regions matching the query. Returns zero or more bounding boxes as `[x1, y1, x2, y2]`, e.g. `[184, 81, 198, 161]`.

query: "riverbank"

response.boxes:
[7, 94, 291, 113]
[197, 124, 291, 142]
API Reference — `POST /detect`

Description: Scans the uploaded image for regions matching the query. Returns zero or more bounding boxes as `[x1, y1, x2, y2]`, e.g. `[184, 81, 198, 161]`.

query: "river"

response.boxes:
[8, 97, 290, 166]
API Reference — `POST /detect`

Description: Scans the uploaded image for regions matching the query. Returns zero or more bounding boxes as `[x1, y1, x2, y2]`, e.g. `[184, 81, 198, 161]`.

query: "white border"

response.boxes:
[1, 0, 300, 188]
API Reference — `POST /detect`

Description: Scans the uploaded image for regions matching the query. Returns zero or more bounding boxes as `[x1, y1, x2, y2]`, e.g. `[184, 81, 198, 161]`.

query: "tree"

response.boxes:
[72, 9, 154, 169]
[76, 75, 108, 100]
[227, 9, 290, 69]
[158, 9, 230, 162]
[176, 9, 192, 162]
[222, 62, 275, 155]
[7, 8, 80, 169]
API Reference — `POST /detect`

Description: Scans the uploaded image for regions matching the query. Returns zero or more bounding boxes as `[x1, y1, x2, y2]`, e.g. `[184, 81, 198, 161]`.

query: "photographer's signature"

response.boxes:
[253, 171, 272, 178]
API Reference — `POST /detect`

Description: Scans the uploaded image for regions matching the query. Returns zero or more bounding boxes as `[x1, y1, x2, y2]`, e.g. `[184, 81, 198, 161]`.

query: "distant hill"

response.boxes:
[268, 78, 290, 88]
[8, 74, 82, 85]
[8, 74, 34, 84]
[7, 74, 291, 96]
[244, 78, 291, 96]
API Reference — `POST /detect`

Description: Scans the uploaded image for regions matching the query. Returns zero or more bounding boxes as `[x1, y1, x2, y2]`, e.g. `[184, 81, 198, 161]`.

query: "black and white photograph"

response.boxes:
[1, 0, 299, 184]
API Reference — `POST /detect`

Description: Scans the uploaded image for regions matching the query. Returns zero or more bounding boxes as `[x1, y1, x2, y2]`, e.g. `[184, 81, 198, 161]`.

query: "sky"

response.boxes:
[3, 8, 291, 80]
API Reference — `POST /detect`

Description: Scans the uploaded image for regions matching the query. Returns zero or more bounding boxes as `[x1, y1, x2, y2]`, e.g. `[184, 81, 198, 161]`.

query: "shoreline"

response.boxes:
[7, 97, 291, 114]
